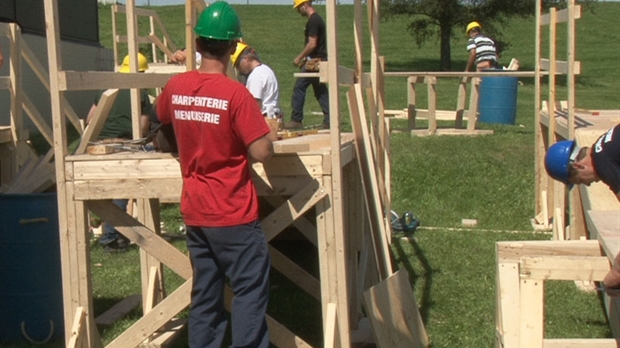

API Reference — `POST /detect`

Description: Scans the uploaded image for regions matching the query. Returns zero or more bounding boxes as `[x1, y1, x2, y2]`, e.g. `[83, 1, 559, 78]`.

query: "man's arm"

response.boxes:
[293, 36, 318, 67]
[85, 104, 97, 125]
[248, 136, 273, 163]
[603, 252, 620, 296]
[465, 49, 476, 72]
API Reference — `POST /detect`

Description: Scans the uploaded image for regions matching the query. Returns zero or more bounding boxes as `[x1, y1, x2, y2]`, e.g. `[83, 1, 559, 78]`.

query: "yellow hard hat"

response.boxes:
[293, 0, 309, 9]
[466, 21, 481, 35]
[119, 53, 149, 73]
[231, 42, 249, 67]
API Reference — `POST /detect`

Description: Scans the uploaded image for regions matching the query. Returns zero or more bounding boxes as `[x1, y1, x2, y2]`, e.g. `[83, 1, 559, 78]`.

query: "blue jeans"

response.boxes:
[98, 199, 128, 246]
[291, 66, 330, 126]
[186, 220, 270, 348]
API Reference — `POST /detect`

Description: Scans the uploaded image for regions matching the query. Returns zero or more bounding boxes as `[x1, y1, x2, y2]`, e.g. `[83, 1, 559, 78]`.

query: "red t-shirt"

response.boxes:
[157, 71, 270, 227]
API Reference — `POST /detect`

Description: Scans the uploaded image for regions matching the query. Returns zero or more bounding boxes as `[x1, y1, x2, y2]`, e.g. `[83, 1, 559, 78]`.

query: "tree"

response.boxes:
[380, 0, 582, 71]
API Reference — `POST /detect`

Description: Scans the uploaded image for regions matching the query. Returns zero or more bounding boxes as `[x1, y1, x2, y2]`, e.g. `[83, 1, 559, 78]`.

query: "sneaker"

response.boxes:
[322, 123, 330, 130]
[284, 120, 303, 130]
[103, 236, 129, 253]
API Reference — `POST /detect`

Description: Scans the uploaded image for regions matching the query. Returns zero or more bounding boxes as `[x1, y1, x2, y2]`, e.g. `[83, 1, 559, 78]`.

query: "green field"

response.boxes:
[9, 2, 620, 347]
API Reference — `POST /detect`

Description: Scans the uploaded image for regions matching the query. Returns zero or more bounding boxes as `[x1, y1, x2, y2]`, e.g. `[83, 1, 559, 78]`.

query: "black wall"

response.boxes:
[0, 0, 99, 44]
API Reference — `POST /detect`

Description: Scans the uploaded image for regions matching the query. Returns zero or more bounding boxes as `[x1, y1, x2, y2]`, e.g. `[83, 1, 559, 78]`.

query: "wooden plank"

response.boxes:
[21, 38, 86, 135]
[540, 5, 581, 25]
[496, 261, 521, 348]
[58, 71, 174, 91]
[75, 89, 119, 155]
[324, 303, 337, 348]
[95, 294, 142, 327]
[73, 178, 182, 200]
[262, 196, 318, 246]
[262, 179, 326, 242]
[269, 246, 321, 301]
[425, 76, 437, 135]
[466, 78, 480, 132]
[409, 129, 493, 137]
[21, 94, 54, 146]
[519, 256, 609, 281]
[384, 71, 540, 78]
[362, 269, 428, 348]
[87, 200, 192, 279]
[496, 240, 604, 263]
[347, 84, 392, 279]
[519, 278, 544, 348]
[106, 280, 192, 348]
[67, 307, 86, 348]
[543, 338, 617, 348]
[139, 318, 186, 348]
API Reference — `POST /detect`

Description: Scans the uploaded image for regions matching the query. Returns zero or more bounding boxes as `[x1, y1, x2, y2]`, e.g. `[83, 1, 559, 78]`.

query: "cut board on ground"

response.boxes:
[362, 269, 428, 348]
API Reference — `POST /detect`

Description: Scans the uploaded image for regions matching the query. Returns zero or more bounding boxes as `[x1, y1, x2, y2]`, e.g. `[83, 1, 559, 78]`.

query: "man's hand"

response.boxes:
[603, 252, 620, 297]
[293, 56, 305, 68]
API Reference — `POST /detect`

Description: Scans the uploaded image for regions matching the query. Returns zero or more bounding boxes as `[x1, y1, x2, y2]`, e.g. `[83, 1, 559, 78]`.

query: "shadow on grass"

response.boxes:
[392, 235, 434, 327]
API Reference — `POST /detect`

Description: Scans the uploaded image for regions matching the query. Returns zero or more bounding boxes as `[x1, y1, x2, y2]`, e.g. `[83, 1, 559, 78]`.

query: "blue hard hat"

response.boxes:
[544, 140, 577, 185]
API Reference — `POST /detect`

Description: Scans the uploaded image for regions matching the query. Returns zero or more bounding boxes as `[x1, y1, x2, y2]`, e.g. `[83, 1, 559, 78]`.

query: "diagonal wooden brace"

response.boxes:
[261, 178, 327, 242]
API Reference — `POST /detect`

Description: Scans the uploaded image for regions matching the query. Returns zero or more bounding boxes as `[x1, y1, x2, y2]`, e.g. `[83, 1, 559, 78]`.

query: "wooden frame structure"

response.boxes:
[496, 1, 620, 347]
[0, 21, 84, 193]
[533, 0, 583, 237]
[39, 0, 421, 347]
[383, 70, 535, 137]
[495, 240, 617, 348]
[111, 4, 179, 66]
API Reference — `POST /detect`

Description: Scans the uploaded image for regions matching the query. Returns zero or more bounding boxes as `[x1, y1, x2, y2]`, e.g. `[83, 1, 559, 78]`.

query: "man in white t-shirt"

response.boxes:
[231, 42, 282, 120]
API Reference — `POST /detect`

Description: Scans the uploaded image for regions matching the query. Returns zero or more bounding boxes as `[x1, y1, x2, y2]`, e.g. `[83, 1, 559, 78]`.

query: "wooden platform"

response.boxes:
[62, 132, 371, 347]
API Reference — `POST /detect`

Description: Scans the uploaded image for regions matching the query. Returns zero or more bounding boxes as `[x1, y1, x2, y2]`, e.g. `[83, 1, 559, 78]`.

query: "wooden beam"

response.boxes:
[58, 71, 174, 91]
[75, 89, 120, 155]
[519, 256, 610, 281]
[496, 240, 604, 263]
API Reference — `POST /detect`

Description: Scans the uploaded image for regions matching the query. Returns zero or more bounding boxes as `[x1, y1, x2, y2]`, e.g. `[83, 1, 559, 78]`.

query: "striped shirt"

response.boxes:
[467, 34, 497, 65]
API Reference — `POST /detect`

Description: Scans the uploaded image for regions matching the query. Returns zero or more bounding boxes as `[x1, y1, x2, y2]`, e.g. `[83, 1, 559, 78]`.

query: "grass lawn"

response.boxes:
[8, 2, 619, 347]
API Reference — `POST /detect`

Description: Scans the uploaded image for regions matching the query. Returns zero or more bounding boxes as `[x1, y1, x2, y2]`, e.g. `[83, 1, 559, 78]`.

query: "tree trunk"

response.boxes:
[439, 24, 452, 71]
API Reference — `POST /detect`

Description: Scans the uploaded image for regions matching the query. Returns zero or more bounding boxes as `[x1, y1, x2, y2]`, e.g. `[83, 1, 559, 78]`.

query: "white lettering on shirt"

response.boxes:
[595, 127, 614, 153]
[171, 94, 228, 110]
[174, 110, 220, 124]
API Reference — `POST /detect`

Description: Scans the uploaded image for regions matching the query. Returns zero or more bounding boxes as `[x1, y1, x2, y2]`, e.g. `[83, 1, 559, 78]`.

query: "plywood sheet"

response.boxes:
[363, 269, 428, 348]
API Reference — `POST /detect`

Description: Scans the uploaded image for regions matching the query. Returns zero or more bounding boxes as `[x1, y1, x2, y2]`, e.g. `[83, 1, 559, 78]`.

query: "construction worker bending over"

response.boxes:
[86, 53, 153, 253]
[231, 42, 283, 125]
[156, 2, 273, 347]
[465, 21, 499, 72]
[285, 0, 329, 130]
[545, 124, 620, 295]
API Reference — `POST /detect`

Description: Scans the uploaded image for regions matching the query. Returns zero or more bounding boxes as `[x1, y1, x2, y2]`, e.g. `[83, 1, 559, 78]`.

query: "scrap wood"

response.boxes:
[95, 294, 142, 327]
[277, 129, 319, 140]
[363, 269, 428, 348]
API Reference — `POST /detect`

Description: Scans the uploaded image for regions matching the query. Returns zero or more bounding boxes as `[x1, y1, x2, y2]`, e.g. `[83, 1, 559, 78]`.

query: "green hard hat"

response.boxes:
[194, 2, 242, 40]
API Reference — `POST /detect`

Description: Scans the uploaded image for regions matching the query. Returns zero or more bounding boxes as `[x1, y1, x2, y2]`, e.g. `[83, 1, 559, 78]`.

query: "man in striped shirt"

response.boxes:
[465, 21, 499, 72]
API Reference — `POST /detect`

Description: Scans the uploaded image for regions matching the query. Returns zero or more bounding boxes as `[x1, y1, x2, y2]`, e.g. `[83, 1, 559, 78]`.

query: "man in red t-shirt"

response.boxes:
[157, 2, 273, 347]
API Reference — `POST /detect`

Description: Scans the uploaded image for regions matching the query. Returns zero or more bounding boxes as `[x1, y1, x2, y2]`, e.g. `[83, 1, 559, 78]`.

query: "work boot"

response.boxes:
[284, 120, 303, 130]
[103, 235, 130, 253]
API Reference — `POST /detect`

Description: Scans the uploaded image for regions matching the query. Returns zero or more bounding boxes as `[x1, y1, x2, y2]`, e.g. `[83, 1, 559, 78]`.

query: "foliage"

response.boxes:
[379, 0, 596, 71]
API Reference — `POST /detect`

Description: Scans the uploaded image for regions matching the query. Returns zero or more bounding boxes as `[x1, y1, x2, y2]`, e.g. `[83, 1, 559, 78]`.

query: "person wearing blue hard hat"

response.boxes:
[545, 124, 620, 195]
[545, 123, 620, 296]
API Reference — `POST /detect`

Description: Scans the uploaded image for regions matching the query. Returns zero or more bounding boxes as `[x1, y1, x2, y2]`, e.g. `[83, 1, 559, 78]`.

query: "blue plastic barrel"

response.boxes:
[0, 193, 64, 344]
[478, 70, 519, 125]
